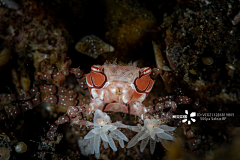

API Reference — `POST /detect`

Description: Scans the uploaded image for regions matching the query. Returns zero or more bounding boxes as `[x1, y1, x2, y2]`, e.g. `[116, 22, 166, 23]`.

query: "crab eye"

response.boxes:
[140, 67, 151, 76]
[91, 65, 102, 72]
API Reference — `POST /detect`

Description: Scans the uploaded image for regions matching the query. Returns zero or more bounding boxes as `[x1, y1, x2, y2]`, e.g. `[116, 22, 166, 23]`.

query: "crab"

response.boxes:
[0, 61, 204, 159]
[84, 62, 155, 118]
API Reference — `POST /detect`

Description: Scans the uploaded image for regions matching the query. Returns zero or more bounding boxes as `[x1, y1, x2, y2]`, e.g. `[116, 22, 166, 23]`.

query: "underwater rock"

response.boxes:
[152, 41, 167, 70]
[15, 142, 27, 153]
[0, 0, 19, 10]
[75, 35, 114, 59]
[232, 11, 240, 25]
[0, 48, 11, 67]
[202, 57, 213, 65]
[161, 1, 240, 104]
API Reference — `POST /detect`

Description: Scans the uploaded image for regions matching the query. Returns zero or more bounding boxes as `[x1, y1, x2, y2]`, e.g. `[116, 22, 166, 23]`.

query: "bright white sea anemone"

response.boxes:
[127, 118, 176, 154]
[81, 109, 128, 157]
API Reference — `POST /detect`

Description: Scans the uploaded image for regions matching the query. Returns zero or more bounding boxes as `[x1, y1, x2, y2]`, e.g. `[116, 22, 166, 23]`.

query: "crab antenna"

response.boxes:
[133, 61, 138, 67]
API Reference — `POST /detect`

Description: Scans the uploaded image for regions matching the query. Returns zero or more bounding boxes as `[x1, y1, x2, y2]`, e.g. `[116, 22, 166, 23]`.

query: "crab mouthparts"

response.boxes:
[116, 87, 123, 95]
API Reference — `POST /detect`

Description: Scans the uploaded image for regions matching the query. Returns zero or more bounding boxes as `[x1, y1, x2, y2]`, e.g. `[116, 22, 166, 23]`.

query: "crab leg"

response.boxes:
[152, 95, 193, 121]
[152, 95, 207, 114]
[154, 101, 178, 121]
[46, 106, 87, 140]
[35, 68, 82, 82]
[0, 97, 42, 120]
[168, 118, 201, 154]
[151, 68, 174, 93]
[0, 85, 80, 103]
[145, 95, 205, 155]
[0, 85, 89, 120]
[175, 95, 208, 113]
[40, 106, 87, 159]
[0, 87, 41, 103]
[192, 100, 208, 113]
[154, 95, 204, 155]
[182, 124, 201, 154]
[35, 67, 87, 89]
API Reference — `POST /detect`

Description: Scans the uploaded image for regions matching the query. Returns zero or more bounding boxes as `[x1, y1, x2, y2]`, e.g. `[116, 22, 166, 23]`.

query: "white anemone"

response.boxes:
[127, 118, 176, 154]
[83, 109, 128, 157]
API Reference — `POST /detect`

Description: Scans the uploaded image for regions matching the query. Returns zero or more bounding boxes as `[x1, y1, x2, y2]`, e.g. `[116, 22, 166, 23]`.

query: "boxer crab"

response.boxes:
[0, 61, 202, 159]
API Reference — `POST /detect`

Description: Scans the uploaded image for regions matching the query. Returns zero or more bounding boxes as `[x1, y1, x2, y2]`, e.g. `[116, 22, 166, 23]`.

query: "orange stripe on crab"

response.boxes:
[90, 72, 106, 88]
[86, 69, 107, 100]
[91, 65, 102, 72]
[135, 75, 151, 92]
[140, 67, 152, 76]
[86, 73, 93, 87]
[145, 78, 154, 93]
[104, 103, 128, 113]
[132, 91, 146, 103]
[133, 66, 154, 102]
